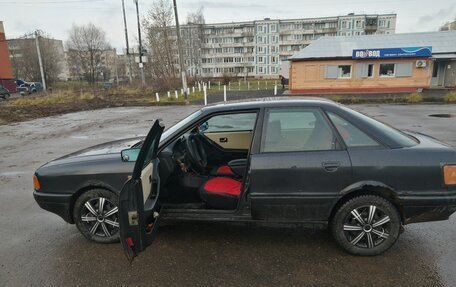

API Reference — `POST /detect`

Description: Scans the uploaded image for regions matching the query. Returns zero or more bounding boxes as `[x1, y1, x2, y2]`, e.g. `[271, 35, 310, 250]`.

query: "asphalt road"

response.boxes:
[0, 103, 455, 287]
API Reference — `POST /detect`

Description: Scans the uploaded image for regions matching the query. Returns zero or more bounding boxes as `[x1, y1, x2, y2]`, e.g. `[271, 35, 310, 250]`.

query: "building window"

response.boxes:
[258, 46, 263, 53]
[338, 65, 352, 78]
[379, 63, 395, 77]
[259, 67, 264, 73]
[271, 24, 276, 32]
[258, 56, 264, 63]
[367, 64, 374, 78]
[271, 56, 277, 63]
[341, 21, 347, 28]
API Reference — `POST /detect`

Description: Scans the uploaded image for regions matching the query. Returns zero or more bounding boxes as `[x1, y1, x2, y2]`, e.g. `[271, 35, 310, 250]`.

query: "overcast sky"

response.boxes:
[1, 0, 455, 52]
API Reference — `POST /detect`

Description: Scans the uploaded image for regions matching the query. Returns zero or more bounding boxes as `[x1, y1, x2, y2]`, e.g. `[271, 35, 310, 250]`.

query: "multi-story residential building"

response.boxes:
[177, 13, 396, 79]
[8, 36, 69, 81]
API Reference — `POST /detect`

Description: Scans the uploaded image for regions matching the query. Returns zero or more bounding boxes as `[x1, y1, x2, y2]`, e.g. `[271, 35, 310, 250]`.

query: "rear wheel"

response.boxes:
[331, 195, 401, 256]
[73, 189, 119, 243]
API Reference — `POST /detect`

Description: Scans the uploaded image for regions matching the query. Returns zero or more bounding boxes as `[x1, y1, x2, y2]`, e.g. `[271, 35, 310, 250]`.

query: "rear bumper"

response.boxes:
[33, 190, 74, 224]
[400, 192, 456, 224]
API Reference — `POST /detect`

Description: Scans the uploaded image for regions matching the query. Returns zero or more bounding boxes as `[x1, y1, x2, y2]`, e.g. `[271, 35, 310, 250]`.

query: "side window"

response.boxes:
[262, 108, 337, 152]
[327, 112, 380, 148]
[204, 113, 257, 133]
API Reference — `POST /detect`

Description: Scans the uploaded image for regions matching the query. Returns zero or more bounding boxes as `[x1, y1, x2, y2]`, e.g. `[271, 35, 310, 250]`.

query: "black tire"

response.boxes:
[73, 189, 120, 244]
[331, 195, 401, 256]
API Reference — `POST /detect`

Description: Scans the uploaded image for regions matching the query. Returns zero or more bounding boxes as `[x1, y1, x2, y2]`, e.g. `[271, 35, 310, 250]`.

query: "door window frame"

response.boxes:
[259, 106, 345, 154]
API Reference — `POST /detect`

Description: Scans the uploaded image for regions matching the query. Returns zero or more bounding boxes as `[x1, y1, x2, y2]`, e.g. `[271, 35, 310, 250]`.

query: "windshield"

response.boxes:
[161, 109, 202, 142]
[341, 106, 418, 147]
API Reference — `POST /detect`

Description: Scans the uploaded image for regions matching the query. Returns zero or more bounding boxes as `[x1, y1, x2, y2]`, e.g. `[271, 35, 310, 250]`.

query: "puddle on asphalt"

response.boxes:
[428, 114, 455, 118]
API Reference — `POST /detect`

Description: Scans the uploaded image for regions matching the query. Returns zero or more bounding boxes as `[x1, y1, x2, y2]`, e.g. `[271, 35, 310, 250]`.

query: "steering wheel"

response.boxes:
[184, 132, 208, 171]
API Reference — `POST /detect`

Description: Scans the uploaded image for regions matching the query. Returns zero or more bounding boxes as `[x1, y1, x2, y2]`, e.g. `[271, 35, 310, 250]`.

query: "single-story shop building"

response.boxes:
[288, 31, 456, 93]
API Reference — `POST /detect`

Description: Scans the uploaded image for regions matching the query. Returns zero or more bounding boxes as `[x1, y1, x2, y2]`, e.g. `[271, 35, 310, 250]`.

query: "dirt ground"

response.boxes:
[0, 103, 455, 286]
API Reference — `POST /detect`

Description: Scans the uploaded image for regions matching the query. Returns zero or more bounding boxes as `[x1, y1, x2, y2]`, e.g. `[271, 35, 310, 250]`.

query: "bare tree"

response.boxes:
[9, 33, 63, 85]
[185, 7, 205, 79]
[66, 23, 110, 84]
[143, 0, 178, 90]
[186, 7, 205, 25]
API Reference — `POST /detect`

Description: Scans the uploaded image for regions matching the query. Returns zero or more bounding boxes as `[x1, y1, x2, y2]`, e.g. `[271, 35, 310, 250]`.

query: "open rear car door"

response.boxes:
[119, 120, 165, 262]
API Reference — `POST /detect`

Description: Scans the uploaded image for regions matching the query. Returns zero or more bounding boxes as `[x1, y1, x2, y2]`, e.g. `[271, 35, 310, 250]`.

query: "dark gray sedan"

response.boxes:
[33, 98, 456, 258]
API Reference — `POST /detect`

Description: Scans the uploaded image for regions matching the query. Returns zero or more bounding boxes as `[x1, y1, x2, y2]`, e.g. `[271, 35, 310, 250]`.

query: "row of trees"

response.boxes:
[9, 0, 205, 89]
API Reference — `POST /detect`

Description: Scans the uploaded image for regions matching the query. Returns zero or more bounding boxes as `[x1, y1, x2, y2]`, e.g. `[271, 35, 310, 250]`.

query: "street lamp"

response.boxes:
[133, 0, 145, 86]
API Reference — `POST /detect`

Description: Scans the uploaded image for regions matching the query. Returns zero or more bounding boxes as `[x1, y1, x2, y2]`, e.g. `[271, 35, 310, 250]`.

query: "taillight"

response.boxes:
[33, 175, 41, 191]
[443, 165, 456, 185]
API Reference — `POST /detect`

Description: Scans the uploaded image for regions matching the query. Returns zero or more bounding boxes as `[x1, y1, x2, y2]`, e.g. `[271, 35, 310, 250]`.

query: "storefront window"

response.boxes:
[379, 63, 395, 77]
[338, 65, 352, 78]
[367, 64, 374, 78]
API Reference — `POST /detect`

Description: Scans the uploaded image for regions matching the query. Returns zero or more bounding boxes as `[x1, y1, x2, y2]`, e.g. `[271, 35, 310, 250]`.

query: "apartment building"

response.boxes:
[178, 13, 396, 79]
[8, 37, 69, 81]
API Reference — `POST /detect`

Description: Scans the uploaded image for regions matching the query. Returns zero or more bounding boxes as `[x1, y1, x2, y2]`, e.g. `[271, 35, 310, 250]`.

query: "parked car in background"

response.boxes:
[17, 82, 44, 95]
[33, 98, 456, 258]
[0, 85, 10, 99]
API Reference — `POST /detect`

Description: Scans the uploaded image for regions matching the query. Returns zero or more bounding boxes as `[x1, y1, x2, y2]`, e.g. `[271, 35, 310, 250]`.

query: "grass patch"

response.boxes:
[406, 92, 423, 103]
[10, 91, 96, 106]
[443, 91, 456, 103]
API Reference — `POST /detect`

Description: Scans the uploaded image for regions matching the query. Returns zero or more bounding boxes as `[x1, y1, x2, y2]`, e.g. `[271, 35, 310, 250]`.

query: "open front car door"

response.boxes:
[119, 120, 165, 262]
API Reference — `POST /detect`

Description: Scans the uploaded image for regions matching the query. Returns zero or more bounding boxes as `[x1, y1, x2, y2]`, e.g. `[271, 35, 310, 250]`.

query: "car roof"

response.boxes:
[200, 97, 337, 113]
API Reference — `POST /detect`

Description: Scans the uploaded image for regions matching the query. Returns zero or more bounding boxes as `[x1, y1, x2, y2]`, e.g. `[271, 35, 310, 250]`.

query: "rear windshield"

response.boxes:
[341, 106, 418, 147]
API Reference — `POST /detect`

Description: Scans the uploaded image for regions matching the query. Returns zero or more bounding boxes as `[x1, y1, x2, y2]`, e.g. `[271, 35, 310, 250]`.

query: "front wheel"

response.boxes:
[331, 195, 401, 256]
[73, 189, 120, 243]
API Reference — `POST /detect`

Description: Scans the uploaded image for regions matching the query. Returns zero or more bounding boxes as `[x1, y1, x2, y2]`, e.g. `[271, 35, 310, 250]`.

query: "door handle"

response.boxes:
[322, 161, 340, 172]
[219, 137, 228, 143]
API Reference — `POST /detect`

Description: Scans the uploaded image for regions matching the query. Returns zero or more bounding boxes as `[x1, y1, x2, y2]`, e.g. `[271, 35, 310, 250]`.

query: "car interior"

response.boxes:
[156, 112, 258, 211]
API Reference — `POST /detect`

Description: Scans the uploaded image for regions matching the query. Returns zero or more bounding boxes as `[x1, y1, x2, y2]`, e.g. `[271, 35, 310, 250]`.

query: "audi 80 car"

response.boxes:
[33, 98, 456, 258]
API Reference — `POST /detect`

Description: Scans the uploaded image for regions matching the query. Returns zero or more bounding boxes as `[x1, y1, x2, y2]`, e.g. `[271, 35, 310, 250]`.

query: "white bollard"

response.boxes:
[203, 86, 207, 106]
[192, 86, 195, 93]
[223, 85, 227, 102]
[248, 82, 250, 90]
[175, 90, 178, 99]
[181, 89, 183, 95]
[238, 80, 241, 91]
[208, 81, 211, 89]
[198, 82, 201, 91]
[167, 91, 170, 98]
[258, 81, 260, 90]
[274, 84, 277, 96]
[187, 87, 190, 95]
[155, 92, 160, 102]
[266, 81, 268, 89]
[229, 82, 231, 91]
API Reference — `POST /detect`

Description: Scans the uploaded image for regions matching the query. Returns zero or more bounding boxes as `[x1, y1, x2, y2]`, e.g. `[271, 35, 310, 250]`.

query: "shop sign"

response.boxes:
[352, 47, 432, 59]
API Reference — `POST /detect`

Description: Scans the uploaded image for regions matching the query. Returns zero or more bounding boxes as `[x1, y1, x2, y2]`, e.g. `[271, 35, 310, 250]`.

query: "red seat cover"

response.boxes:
[216, 165, 235, 176]
[203, 177, 241, 197]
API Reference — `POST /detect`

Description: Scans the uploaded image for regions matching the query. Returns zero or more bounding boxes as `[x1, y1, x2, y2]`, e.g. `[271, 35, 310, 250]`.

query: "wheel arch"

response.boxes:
[69, 181, 119, 224]
[329, 181, 405, 224]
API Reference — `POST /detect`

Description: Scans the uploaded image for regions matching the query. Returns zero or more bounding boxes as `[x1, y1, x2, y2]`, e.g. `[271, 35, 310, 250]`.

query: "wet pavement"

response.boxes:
[0, 103, 455, 286]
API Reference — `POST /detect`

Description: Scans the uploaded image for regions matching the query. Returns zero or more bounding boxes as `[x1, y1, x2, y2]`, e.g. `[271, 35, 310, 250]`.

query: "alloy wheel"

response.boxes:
[80, 197, 119, 238]
[343, 205, 391, 249]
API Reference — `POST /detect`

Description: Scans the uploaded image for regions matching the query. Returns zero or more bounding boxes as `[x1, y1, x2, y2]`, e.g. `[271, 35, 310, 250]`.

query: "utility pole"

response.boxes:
[122, 0, 133, 84]
[34, 30, 46, 91]
[173, 0, 188, 104]
[134, 0, 145, 86]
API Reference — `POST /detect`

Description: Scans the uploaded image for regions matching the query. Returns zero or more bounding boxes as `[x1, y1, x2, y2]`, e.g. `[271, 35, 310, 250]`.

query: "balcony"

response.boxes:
[323, 27, 337, 33]
[365, 25, 378, 31]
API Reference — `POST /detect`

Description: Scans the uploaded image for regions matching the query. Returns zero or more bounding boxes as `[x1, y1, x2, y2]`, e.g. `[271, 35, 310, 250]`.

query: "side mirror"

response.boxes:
[121, 148, 140, 162]
[200, 121, 209, 132]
